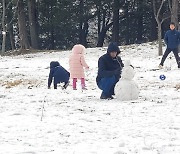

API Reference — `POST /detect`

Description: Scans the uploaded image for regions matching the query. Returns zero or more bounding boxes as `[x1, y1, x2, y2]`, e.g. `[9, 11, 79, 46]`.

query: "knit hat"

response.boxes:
[50, 61, 60, 69]
[107, 42, 120, 54]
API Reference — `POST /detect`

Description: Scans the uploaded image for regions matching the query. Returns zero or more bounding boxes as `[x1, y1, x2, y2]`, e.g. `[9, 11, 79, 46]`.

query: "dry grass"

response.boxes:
[2, 79, 40, 89]
[175, 83, 180, 90]
[3, 80, 23, 88]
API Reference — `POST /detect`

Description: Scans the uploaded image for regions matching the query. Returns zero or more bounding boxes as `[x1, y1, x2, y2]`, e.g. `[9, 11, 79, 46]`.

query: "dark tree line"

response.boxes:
[0, 0, 180, 54]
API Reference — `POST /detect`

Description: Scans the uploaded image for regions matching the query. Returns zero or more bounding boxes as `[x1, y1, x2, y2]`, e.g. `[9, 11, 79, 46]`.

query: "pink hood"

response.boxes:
[72, 44, 85, 55]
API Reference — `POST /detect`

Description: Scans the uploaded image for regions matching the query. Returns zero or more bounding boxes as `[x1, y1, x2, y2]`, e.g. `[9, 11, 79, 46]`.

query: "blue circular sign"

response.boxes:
[159, 74, 166, 80]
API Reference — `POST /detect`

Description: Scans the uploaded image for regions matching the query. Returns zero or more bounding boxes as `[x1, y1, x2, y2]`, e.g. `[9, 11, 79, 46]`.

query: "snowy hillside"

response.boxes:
[0, 42, 180, 154]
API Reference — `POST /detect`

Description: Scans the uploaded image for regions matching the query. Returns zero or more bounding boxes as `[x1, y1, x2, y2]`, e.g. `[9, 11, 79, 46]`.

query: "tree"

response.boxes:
[168, 0, 179, 29]
[38, 0, 80, 49]
[152, 0, 170, 56]
[28, 0, 39, 49]
[78, 0, 97, 47]
[136, 0, 143, 43]
[78, 0, 86, 46]
[112, 0, 120, 43]
[150, 8, 158, 41]
[0, 0, 176, 52]
[96, 0, 113, 47]
[1, 0, 6, 54]
[6, 1, 15, 51]
[17, 0, 30, 50]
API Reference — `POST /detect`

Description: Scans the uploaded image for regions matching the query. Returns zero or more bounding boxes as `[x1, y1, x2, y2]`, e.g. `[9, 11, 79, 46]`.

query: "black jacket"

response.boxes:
[96, 53, 124, 84]
[164, 29, 180, 49]
[48, 61, 70, 88]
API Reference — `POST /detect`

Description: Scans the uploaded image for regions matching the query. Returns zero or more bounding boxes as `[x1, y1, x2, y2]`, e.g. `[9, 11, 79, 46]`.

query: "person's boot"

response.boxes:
[158, 64, 163, 69]
[82, 87, 88, 90]
[62, 81, 69, 89]
[108, 96, 114, 100]
[82, 84, 88, 90]
[100, 93, 108, 99]
[100, 93, 114, 100]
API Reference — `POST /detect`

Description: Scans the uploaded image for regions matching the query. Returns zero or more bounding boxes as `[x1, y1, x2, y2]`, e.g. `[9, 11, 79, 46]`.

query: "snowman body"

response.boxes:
[115, 60, 139, 101]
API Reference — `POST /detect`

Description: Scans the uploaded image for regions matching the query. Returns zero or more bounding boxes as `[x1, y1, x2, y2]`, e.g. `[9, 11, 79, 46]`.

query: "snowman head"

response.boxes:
[124, 60, 131, 66]
[121, 60, 135, 80]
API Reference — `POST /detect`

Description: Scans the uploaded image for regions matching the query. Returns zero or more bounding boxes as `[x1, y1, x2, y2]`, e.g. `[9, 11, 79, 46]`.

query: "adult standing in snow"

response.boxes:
[96, 42, 124, 99]
[159, 22, 180, 69]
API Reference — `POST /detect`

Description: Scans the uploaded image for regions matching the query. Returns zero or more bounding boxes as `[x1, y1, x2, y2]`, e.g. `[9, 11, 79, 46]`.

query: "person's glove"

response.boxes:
[85, 66, 89, 70]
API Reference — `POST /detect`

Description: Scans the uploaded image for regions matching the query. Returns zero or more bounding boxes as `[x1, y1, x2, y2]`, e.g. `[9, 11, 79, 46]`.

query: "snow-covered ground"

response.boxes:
[0, 42, 180, 154]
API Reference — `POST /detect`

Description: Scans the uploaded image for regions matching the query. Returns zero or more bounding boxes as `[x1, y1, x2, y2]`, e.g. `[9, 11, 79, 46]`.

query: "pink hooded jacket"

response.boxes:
[69, 44, 89, 79]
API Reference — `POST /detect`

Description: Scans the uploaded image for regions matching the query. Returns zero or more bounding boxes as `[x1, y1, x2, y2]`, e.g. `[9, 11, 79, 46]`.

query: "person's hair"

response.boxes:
[170, 22, 175, 26]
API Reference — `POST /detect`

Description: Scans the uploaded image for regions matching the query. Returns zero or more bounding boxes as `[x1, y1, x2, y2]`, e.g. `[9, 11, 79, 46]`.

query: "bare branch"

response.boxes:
[161, 15, 171, 24]
[7, 0, 19, 28]
[6, 0, 14, 9]
[152, 0, 157, 17]
[168, 0, 172, 12]
[157, 0, 165, 18]
[152, 0, 159, 22]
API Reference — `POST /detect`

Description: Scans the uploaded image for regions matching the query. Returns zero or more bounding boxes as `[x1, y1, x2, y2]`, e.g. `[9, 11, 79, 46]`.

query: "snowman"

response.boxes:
[115, 60, 139, 101]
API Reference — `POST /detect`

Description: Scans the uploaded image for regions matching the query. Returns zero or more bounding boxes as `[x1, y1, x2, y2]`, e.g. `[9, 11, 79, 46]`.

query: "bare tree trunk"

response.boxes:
[136, 0, 143, 43]
[28, 0, 39, 49]
[171, 0, 178, 26]
[8, 26, 15, 51]
[79, 0, 87, 46]
[17, 0, 30, 50]
[45, 3, 54, 50]
[7, 1, 15, 50]
[125, 12, 130, 45]
[50, 8, 55, 50]
[152, 0, 167, 56]
[157, 24, 163, 55]
[168, 0, 179, 29]
[97, 22, 113, 47]
[81, 21, 89, 47]
[97, 2, 101, 35]
[112, 0, 119, 43]
[79, 0, 98, 47]
[150, 12, 158, 41]
[96, 8, 113, 47]
[1, 0, 6, 54]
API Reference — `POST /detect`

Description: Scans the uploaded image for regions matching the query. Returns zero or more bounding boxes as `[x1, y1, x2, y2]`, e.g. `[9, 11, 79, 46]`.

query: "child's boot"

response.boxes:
[73, 78, 77, 90]
[81, 78, 87, 90]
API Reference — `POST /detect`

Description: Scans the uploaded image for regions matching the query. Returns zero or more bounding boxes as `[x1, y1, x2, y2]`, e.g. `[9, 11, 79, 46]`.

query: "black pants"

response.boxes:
[160, 48, 180, 67]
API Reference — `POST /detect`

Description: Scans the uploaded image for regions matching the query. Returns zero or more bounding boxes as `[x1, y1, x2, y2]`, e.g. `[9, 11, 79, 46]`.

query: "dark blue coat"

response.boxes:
[96, 53, 124, 84]
[164, 29, 180, 49]
[48, 61, 70, 88]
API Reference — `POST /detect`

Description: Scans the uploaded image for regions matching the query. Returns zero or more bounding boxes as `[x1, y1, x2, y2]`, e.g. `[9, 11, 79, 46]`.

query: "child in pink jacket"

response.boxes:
[69, 44, 89, 90]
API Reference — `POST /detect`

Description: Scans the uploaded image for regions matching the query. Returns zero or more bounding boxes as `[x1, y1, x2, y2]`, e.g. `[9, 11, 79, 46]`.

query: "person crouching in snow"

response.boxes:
[69, 44, 89, 90]
[48, 61, 70, 89]
[96, 42, 124, 99]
